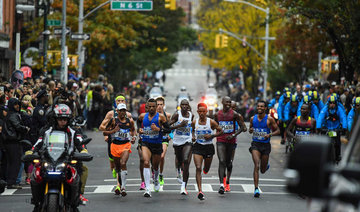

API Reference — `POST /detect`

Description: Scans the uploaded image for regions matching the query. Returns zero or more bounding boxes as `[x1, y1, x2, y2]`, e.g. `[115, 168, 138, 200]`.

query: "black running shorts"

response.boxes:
[192, 143, 215, 158]
[249, 141, 271, 155]
[142, 141, 163, 155]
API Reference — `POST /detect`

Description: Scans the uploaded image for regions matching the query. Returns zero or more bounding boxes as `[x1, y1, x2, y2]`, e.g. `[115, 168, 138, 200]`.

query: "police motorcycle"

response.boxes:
[175, 86, 193, 111]
[22, 133, 92, 211]
[202, 83, 219, 111]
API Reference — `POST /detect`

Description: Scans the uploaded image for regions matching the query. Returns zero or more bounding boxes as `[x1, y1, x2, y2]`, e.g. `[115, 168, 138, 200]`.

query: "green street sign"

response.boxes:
[110, 0, 153, 11]
[47, 20, 61, 26]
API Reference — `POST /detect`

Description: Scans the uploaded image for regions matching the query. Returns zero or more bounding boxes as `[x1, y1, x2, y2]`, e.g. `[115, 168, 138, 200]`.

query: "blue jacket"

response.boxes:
[316, 105, 347, 130]
[284, 102, 298, 122]
[314, 100, 325, 112]
[278, 101, 287, 121]
[297, 102, 319, 119]
[347, 108, 356, 131]
[268, 98, 277, 109]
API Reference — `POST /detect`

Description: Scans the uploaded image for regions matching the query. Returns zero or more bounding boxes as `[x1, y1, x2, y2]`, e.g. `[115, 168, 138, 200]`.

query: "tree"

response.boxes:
[197, 0, 282, 95]
[278, 0, 360, 82]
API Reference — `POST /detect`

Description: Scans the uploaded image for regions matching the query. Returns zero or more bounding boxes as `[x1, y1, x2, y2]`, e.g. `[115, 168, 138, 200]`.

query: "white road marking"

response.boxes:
[0, 189, 17, 196]
[104, 177, 286, 182]
[241, 184, 262, 193]
[93, 185, 114, 193]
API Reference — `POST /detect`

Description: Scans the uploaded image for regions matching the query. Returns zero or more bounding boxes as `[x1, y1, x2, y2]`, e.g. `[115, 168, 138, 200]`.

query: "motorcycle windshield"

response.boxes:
[46, 131, 66, 162]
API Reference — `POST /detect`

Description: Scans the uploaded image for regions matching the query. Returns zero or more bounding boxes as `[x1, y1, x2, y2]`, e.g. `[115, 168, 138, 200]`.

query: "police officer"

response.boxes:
[31, 90, 49, 141]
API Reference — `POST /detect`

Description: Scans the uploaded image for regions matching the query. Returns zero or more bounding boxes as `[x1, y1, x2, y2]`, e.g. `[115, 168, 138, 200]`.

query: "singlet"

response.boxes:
[217, 109, 236, 144]
[142, 112, 162, 144]
[112, 118, 131, 144]
[173, 111, 193, 146]
[252, 114, 271, 143]
[294, 116, 312, 138]
[195, 118, 214, 145]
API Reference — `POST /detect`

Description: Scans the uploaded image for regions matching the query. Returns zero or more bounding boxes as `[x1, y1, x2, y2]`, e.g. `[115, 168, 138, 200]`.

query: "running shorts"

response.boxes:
[142, 141, 163, 155]
[192, 143, 215, 158]
[111, 142, 132, 158]
[249, 141, 271, 155]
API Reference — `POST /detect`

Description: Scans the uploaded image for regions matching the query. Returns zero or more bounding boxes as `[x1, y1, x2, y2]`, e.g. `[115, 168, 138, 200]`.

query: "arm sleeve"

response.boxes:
[284, 103, 290, 122]
[316, 107, 327, 129]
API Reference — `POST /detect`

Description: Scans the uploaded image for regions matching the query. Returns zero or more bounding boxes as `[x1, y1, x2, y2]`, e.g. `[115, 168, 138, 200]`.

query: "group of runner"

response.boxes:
[99, 94, 281, 200]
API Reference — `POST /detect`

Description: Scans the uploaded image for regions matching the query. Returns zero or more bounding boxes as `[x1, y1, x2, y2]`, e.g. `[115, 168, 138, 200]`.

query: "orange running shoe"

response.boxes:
[223, 177, 227, 186]
[225, 183, 230, 192]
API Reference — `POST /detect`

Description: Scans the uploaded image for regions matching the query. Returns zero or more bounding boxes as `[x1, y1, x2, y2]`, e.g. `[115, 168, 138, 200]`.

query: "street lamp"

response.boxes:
[224, 0, 270, 100]
[15, 4, 35, 70]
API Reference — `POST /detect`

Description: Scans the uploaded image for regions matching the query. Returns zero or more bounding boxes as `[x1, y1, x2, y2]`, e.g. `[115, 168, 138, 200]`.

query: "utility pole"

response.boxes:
[43, 0, 48, 75]
[60, 0, 67, 83]
[264, 7, 269, 100]
[77, 0, 84, 78]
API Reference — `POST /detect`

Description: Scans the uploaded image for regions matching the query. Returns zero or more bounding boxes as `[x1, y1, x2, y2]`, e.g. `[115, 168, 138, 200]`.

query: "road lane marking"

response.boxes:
[241, 184, 262, 193]
[193, 184, 213, 192]
[93, 185, 114, 193]
[104, 177, 286, 182]
[0, 189, 17, 196]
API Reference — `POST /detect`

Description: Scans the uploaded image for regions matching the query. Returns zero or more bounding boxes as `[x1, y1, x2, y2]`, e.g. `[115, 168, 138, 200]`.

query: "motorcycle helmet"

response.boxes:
[284, 91, 291, 99]
[275, 91, 281, 96]
[283, 87, 289, 93]
[154, 82, 160, 87]
[208, 83, 215, 88]
[290, 94, 299, 102]
[312, 91, 319, 100]
[180, 86, 187, 92]
[303, 95, 312, 104]
[352, 97, 360, 107]
[327, 95, 337, 104]
[54, 104, 72, 119]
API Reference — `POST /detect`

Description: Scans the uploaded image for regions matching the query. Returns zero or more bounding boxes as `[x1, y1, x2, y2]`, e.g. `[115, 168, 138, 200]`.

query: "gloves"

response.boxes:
[80, 149, 88, 153]
[25, 150, 33, 155]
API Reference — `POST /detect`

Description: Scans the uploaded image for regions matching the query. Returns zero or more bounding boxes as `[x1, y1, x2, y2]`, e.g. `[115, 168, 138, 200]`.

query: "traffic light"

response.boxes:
[165, 0, 176, 10]
[215, 34, 221, 48]
[221, 35, 228, 47]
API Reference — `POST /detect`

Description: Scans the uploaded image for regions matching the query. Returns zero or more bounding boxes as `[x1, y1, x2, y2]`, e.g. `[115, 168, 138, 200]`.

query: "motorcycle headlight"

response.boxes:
[44, 162, 54, 171]
[55, 163, 66, 172]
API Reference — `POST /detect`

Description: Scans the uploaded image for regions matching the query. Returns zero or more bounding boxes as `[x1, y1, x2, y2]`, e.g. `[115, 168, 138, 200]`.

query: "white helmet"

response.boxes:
[208, 83, 215, 88]
[180, 86, 186, 92]
[154, 82, 160, 87]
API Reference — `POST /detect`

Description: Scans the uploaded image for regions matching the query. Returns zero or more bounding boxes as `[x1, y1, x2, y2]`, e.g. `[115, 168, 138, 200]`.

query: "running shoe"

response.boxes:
[121, 188, 127, 197]
[254, 188, 260, 198]
[112, 169, 117, 179]
[177, 171, 183, 184]
[225, 184, 231, 192]
[79, 194, 88, 205]
[218, 186, 225, 194]
[139, 182, 146, 190]
[280, 139, 285, 145]
[266, 164, 270, 172]
[114, 186, 121, 195]
[180, 186, 188, 195]
[223, 177, 227, 187]
[144, 188, 152, 198]
[25, 177, 31, 185]
[159, 175, 164, 186]
[203, 168, 208, 175]
[154, 180, 160, 192]
[197, 191, 205, 200]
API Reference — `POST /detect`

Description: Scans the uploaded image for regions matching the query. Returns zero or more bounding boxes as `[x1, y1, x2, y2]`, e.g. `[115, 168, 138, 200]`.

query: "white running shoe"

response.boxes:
[154, 180, 160, 192]
[144, 188, 151, 198]
[177, 172, 183, 184]
[180, 186, 188, 195]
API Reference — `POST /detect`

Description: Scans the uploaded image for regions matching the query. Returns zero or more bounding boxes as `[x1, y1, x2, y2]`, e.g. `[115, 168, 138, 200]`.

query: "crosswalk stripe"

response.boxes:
[0, 189, 17, 196]
[241, 184, 262, 193]
[103, 177, 286, 182]
[93, 185, 114, 193]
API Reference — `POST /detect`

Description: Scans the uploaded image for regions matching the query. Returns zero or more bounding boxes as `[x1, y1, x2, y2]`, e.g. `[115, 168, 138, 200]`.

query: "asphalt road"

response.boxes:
[0, 51, 307, 212]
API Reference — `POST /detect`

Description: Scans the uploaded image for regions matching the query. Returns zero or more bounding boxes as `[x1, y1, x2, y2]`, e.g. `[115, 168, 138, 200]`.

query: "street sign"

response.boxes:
[54, 27, 71, 35]
[47, 20, 61, 26]
[70, 33, 90, 41]
[110, 0, 153, 11]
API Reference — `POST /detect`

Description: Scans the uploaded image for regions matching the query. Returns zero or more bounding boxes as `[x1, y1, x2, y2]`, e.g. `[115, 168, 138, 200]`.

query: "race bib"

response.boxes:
[295, 131, 310, 138]
[175, 123, 191, 136]
[114, 128, 130, 141]
[253, 128, 267, 141]
[143, 126, 159, 139]
[196, 130, 212, 143]
[219, 121, 234, 134]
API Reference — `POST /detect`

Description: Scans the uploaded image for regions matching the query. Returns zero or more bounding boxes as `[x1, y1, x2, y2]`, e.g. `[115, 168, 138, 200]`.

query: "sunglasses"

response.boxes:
[12, 77, 23, 84]
[329, 102, 336, 105]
